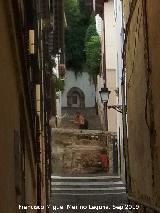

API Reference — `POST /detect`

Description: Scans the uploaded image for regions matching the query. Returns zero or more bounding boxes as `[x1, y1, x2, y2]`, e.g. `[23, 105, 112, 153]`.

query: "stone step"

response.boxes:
[61, 107, 101, 130]
[51, 175, 121, 182]
[51, 181, 125, 188]
[51, 187, 126, 195]
[51, 175, 126, 195]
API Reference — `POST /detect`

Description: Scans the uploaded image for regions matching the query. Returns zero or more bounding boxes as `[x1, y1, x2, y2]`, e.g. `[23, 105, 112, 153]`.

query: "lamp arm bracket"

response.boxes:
[107, 105, 127, 114]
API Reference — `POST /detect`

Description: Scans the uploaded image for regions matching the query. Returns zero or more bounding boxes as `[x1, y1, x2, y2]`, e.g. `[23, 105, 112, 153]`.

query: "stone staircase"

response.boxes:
[50, 175, 127, 213]
[51, 175, 126, 196]
[61, 107, 102, 130]
[50, 176, 127, 213]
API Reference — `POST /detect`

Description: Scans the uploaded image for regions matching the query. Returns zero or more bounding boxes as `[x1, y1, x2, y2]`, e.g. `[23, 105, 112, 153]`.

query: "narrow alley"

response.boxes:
[50, 128, 127, 212]
[50, 176, 127, 213]
[1, 0, 160, 213]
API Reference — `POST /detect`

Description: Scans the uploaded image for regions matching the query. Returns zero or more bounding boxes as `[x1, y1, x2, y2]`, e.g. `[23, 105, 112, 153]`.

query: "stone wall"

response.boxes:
[51, 129, 114, 176]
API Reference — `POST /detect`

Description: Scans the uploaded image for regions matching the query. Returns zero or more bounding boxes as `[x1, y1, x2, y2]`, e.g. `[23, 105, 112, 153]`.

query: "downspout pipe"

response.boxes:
[120, 0, 131, 194]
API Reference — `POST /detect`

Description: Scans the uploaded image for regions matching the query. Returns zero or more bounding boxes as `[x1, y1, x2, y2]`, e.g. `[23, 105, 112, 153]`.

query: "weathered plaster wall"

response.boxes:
[96, 0, 117, 133]
[0, 2, 36, 212]
[147, 0, 160, 205]
[96, 74, 106, 130]
[104, 0, 117, 133]
[61, 70, 95, 108]
[124, 0, 160, 208]
[0, 3, 21, 212]
[107, 69, 117, 133]
[114, 0, 125, 182]
[104, 0, 117, 69]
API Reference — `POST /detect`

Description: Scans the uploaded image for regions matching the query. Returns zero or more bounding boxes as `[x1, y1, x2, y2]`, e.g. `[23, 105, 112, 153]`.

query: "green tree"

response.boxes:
[64, 0, 90, 71]
[55, 78, 65, 92]
[85, 16, 101, 81]
[85, 35, 101, 78]
[64, 1, 101, 79]
[85, 16, 98, 42]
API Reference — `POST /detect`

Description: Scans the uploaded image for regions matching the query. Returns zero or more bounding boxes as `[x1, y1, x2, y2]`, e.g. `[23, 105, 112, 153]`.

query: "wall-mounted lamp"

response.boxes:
[99, 87, 126, 114]
[99, 87, 111, 103]
[99, 87, 110, 131]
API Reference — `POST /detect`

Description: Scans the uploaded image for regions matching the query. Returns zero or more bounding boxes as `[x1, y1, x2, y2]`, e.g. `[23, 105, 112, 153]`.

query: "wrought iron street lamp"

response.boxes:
[99, 87, 111, 103]
[99, 87, 127, 113]
[99, 87, 111, 131]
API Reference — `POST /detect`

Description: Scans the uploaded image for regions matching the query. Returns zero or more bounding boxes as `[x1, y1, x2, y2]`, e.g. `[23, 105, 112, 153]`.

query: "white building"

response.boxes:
[50, 56, 62, 128]
[61, 70, 95, 108]
[104, 0, 117, 133]
[114, 0, 126, 181]
[95, 0, 127, 177]
[96, 0, 117, 133]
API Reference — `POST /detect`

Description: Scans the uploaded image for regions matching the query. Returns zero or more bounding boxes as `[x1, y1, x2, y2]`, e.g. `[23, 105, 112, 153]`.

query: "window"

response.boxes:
[72, 95, 78, 104]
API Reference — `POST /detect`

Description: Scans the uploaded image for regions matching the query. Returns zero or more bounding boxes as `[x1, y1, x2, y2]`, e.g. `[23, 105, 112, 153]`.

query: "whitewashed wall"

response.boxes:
[104, 0, 117, 133]
[104, 1, 117, 69]
[114, 0, 126, 181]
[95, 1, 117, 132]
[61, 70, 95, 107]
[96, 74, 105, 130]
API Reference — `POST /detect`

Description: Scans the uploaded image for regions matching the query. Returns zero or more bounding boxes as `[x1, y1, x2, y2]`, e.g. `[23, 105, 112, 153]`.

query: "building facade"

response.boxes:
[0, 0, 65, 212]
[123, 0, 160, 211]
[94, 0, 117, 133]
[94, 0, 127, 178]
[0, 1, 38, 212]
[61, 70, 95, 108]
[104, 0, 117, 133]
[114, 0, 126, 182]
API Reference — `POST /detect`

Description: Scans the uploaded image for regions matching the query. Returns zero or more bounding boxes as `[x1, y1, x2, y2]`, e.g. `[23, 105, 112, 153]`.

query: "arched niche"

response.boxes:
[67, 87, 85, 108]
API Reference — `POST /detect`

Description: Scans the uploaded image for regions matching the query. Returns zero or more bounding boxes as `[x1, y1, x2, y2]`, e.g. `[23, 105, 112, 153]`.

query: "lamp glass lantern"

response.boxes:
[99, 87, 111, 103]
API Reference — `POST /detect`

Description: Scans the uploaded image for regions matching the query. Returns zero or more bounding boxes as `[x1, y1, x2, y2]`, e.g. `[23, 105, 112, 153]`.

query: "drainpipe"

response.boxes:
[121, 0, 131, 194]
[102, 4, 109, 132]
[121, 67, 130, 191]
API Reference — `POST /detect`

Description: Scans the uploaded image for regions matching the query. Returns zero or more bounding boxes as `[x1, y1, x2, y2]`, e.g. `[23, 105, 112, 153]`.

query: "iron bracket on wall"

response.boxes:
[107, 105, 127, 114]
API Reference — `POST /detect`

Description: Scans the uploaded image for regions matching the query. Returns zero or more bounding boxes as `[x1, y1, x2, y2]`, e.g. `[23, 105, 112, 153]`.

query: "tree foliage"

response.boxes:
[85, 36, 101, 76]
[85, 17, 101, 79]
[64, 0, 90, 71]
[55, 78, 65, 92]
[65, 1, 101, 79]
[85, 16, 98, 42]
